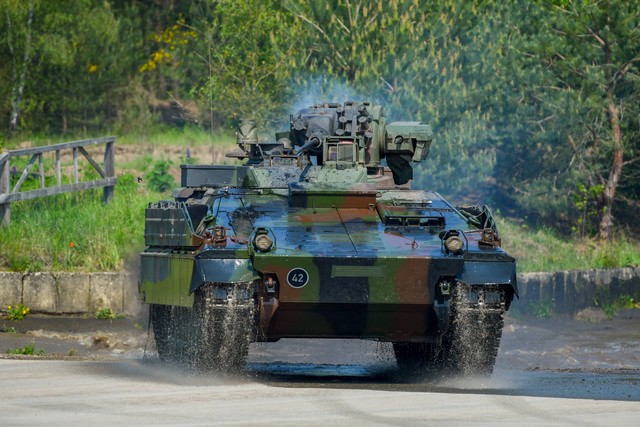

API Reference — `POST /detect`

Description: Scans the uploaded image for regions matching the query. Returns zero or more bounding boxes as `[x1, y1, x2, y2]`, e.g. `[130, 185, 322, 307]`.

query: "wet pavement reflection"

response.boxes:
[240, 311, 640, 401]
[1, 310, 639, 402]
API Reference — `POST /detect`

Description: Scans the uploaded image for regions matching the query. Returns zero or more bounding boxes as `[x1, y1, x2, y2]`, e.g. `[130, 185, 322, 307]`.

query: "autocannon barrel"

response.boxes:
[294, 137, 322, 155]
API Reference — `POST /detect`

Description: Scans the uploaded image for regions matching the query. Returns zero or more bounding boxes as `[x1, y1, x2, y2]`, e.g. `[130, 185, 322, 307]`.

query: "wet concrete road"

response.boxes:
[1, 311, 639, 425]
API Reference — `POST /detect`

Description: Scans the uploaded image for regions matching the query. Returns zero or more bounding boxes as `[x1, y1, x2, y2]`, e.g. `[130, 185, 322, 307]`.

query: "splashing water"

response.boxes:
[447, 284, 505, 376]
[194, 282, 256, 374]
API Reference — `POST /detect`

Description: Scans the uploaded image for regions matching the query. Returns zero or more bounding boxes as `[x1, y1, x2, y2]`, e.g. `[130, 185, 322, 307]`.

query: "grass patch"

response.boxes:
[95, 307, 124, 320]
[117, 126, 235, 147]
[593, 292, 640, 319]
[528, 298, 554, 318]
[0, 129, 237, 272]
[498, 219, 640, 273]
[5, 126, 235, 148]
[0, 174, 154, 272]
[0, 325, 17, 333]
[6, 344, 45, 356]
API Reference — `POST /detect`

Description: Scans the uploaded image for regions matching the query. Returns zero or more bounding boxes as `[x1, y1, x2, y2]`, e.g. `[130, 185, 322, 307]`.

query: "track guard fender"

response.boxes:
[458, 261, 518, 306]
[190, 258, 260, 294]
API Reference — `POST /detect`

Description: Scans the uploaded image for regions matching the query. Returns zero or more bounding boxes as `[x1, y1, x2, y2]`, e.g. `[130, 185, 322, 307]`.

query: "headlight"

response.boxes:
[254, 234, 273, 252]
[440, 230, 465, 255]
[444, 235, 464, 254]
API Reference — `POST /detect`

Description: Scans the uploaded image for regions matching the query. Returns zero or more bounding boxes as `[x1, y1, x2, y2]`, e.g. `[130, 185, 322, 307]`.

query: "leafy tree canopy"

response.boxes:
[0, 0, 638, 238]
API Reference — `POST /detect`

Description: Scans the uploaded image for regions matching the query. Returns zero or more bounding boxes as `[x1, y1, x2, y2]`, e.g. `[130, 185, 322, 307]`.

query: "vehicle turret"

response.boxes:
[229, 101, 432, 185]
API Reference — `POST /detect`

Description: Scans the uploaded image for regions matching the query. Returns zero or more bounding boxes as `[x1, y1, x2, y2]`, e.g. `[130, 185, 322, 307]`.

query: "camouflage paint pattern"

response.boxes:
[139, 101, 516, 344]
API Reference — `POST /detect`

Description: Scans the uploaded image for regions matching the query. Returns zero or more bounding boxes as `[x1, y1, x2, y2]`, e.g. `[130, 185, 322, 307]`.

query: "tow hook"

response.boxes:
[439, 280, 451, 296]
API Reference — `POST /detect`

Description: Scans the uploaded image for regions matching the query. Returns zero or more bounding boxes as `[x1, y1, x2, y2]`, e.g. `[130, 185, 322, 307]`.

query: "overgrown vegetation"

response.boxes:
[528, 299, 554, 318]
[0, 173, 152, 271]
[593, 291, 640, 319]
[499, 219, 640, 273]
[0, 325, 17, 333]
[4, 304, 30, 321]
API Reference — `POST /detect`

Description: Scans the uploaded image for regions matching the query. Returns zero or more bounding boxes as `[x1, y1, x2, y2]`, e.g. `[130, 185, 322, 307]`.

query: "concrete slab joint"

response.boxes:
[90, 272, 125, 314]
[0, 271, 24, 308]
[55, 272, 91, 314]
[23, 272, 57, 313]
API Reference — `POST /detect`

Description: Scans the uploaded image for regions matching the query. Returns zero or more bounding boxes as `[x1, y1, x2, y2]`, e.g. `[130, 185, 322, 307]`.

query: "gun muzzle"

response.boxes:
[294, 137, 322, 155]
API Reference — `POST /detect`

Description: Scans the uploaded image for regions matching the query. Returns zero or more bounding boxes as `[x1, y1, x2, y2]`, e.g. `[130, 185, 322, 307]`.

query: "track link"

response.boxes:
[150, 281, 257, 373]
[440, 283, 506, 375]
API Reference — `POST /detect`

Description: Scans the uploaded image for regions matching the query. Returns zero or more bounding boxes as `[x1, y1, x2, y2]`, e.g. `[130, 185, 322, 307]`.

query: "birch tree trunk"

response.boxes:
[7, 2, 34, 137]
[598, 102, 624, 240]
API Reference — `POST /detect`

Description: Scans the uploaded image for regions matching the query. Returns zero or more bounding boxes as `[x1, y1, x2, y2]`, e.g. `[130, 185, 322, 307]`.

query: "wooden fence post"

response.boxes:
[103, 139, 115, 204]
[0, 152, 10, 226]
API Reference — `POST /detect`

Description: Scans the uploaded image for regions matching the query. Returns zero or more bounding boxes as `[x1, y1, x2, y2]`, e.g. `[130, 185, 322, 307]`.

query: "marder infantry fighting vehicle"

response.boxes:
[139, 101, 517, 376]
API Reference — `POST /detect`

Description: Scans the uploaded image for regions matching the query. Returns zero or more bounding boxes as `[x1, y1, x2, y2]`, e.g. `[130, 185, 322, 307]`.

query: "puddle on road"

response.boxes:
[247, 362, 394, 379]
[497, 314, 640, 370]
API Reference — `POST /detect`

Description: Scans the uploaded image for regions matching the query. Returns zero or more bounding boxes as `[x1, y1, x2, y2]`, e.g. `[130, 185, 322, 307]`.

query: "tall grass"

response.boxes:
[0, 127, 235, 272]
[499, 218, 640, 273]
[6, 125, 235, 148]
[0, 174, 154, 272]
[5, 125, 236, 167]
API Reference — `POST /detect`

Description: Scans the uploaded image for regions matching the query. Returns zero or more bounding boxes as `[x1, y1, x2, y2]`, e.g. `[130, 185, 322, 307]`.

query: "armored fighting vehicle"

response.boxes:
[139, 101, 517, 376]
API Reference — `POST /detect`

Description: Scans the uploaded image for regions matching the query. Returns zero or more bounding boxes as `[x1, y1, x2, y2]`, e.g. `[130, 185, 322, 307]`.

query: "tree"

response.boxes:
[171, 0, 298, 129]
[2, 0, 34, 136]
[0, 0, 122, 134]
[505, 0, 640, 239]
[284, 0, 514, 198]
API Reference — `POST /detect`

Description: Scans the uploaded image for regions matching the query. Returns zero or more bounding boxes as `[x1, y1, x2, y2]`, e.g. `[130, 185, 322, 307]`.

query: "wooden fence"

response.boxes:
[0, 136, 117, 226]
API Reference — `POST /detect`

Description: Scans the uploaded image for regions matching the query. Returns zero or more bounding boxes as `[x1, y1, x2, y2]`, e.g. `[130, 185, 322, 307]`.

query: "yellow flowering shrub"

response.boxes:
[140, 18, 197, 73]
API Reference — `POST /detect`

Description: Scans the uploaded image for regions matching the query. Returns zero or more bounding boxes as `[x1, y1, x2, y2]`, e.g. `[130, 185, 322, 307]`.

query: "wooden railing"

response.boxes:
[0, 136, 117, 226]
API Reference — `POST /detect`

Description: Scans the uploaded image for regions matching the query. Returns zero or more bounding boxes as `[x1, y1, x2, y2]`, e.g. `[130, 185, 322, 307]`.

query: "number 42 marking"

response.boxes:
[287, 268, 309, 288]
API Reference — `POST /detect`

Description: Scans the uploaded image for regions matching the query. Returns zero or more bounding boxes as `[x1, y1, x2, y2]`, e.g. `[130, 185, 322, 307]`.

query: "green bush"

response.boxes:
[594, 292, 640, 319]
[529, 299, 553, 318]
[146, 160, 175, 193]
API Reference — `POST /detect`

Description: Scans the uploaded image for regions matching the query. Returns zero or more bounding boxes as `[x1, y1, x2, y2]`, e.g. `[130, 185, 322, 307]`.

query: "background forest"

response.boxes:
[1, 0, 639, 244]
